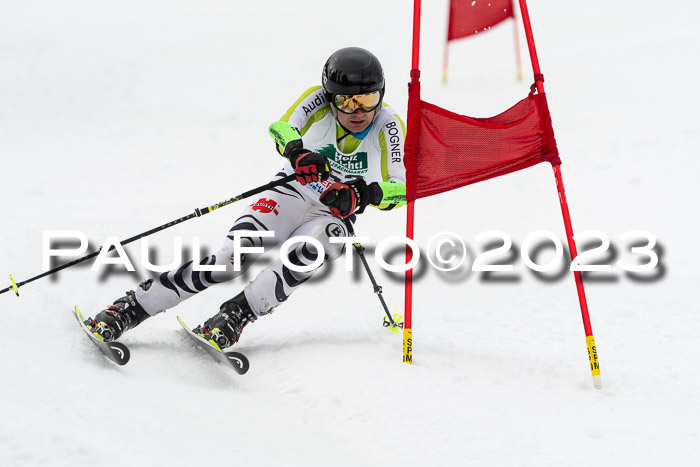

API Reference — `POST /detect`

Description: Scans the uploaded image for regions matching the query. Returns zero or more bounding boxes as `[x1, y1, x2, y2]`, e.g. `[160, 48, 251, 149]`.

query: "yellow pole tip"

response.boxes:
[402, 328, 413, 364]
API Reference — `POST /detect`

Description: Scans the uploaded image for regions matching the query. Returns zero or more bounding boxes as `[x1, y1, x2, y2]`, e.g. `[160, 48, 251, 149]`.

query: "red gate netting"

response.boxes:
[408, 92, 560, 200]
[448, 0, 514, 41]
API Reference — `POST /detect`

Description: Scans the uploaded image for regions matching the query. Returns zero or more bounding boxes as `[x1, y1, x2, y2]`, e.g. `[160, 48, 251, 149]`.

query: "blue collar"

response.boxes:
[352, 121, 374, 140]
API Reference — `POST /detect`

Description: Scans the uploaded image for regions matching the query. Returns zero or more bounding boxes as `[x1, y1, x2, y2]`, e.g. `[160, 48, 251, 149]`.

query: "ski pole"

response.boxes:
[342, 219, 402, 330]
[2, 174, 297, 297]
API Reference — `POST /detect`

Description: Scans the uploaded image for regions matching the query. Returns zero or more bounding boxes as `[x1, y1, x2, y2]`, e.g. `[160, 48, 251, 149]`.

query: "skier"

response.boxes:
[84, 47, 407, 350]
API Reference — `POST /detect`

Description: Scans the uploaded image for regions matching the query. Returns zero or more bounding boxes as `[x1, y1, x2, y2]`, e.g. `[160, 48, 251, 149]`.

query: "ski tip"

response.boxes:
[176, 316, 189, 329]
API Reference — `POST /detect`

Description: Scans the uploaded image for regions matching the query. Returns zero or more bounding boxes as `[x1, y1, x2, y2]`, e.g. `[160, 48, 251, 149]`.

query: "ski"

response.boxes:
[177, 316, 249, 375]
[73, 306, 130, 365]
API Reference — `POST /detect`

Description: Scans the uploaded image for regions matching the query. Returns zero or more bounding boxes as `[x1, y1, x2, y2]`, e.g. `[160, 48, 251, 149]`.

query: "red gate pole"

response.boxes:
[518, 0, 602, 389]
[404, 0, 422, 365]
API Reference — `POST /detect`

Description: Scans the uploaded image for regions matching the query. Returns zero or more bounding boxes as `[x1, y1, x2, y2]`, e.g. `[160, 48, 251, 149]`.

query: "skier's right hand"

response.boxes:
[287, 145, 331, 185]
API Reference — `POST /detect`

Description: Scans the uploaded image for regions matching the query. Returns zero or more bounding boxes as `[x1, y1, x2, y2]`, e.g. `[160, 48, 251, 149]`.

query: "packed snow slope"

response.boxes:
[1, 1, 698, 466]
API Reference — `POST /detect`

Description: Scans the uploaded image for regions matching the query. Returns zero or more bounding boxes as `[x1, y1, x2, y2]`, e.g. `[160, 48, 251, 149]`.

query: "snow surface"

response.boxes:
[1, 1, 699, 466]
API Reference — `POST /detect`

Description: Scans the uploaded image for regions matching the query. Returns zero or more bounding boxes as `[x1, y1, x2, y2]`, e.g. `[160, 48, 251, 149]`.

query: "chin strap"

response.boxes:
[337, 127, 352, 144]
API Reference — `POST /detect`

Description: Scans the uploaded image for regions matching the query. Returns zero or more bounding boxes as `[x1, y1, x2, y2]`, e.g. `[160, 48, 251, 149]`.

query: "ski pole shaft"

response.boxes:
[1, 174, 297, 296]
[343, 219, 396, 327]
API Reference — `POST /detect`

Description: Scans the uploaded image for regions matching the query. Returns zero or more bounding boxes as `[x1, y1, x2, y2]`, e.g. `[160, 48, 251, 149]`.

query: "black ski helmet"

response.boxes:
[322, 47, 385, 116]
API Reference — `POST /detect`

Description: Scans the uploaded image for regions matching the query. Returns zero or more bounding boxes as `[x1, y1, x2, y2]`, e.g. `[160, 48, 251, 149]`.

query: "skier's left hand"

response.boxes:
[320, 179, 382, 218]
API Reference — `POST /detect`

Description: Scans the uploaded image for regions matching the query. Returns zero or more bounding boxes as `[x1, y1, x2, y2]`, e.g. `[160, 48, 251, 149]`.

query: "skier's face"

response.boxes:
[336, 108, 375, 133]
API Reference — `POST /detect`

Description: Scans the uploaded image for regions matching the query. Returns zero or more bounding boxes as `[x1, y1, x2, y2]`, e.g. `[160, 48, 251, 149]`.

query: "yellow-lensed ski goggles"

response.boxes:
[333, 91, 381, 114]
